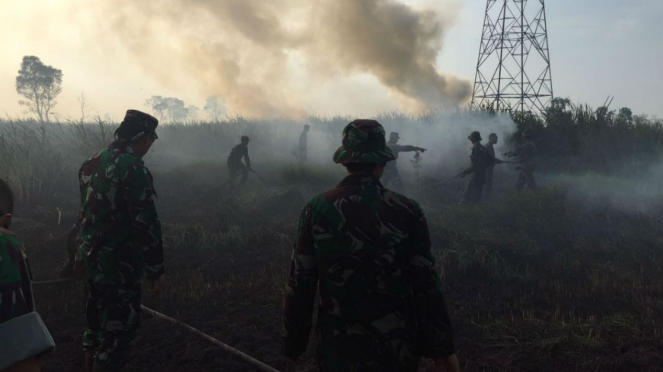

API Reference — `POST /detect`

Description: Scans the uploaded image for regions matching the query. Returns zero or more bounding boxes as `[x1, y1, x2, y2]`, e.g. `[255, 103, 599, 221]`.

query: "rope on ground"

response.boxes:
[31, 278, 80, 285]
[31, 278, 283, 372]
[140, 305, 283, 372]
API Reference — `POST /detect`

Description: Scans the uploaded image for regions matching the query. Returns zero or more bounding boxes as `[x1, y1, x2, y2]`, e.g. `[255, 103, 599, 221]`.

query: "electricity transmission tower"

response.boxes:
[470, 0, 554, 115]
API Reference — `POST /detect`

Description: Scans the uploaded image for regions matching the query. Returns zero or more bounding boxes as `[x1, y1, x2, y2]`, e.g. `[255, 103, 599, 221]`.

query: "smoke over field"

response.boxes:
[69, 0, 470, 117]
[1, 104, 662, 371]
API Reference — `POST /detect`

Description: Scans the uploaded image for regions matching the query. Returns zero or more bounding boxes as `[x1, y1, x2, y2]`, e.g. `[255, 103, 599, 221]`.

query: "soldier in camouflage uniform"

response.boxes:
[484, 133, 505, 198]
[459, 131, 490, 205]
[282, 120, 459, 372]
[505, 130, 537, 192]
[78, 110, 164, 372]
[383, 132, 427, 191]
[0, 179, 55, 371]
[227, 135, 251, 186]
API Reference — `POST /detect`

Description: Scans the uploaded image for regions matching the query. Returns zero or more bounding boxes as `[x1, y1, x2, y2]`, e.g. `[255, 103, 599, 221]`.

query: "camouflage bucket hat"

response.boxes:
[333, 119, 396, 164]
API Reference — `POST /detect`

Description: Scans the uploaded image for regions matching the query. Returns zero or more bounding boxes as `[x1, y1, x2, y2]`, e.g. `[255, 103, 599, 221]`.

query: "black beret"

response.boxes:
[116, 110, 159, 142]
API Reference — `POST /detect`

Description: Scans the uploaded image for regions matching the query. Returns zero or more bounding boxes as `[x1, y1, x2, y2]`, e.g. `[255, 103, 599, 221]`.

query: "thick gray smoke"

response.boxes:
[83, 0, 470, 117]
[543, 164, 663, 216]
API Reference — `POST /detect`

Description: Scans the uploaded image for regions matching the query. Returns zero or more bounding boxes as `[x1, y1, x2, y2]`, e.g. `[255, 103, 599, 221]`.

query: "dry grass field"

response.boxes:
[2, 109, 662, 371]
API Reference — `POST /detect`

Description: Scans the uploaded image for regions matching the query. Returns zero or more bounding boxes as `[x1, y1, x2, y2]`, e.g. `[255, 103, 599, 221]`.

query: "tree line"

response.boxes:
[13, 55, 227, 123]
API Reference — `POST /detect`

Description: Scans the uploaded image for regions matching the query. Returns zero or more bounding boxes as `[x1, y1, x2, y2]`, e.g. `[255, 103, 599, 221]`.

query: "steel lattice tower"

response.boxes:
[470, 0, 554, 114]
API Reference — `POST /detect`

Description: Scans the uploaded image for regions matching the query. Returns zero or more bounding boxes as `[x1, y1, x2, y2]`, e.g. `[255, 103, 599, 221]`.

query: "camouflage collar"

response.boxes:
[337, 174, 383, 188]
[110, 141, 136, 156]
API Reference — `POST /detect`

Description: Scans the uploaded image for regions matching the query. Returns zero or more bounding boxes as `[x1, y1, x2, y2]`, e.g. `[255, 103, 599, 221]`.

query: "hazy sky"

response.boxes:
[1, 0, 661, 120]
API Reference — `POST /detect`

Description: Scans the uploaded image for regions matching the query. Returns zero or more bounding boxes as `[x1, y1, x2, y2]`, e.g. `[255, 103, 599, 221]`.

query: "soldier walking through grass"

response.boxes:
[484, 133, 505, 198]
[383, 131, 427, 191]
[77, 110, 164, 372]
[505, 129, 538, 193]
[297, 125, 310, 162]
[227, 135, 251, 186]
[281, 119, 459, 372]
[459, 131, 490, 205]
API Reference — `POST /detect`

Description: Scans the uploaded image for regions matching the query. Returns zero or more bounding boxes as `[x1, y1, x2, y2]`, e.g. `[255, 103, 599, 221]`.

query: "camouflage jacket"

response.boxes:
[0, 229, 33, 324]
[465, 143, 490, 180]
[78, 142, 164, 285]
[282, 174, 455, 372]
[228, 143, 251, 168]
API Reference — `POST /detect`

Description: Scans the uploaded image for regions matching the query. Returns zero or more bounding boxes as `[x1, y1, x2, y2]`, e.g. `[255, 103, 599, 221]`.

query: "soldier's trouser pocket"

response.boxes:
[83, 281, 141, 369]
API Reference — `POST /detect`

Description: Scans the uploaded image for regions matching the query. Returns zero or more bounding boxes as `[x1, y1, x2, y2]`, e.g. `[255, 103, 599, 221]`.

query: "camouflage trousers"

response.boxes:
[460, 175, 485, 205]
[484, 166, 495, 198]
[515, 168, 537, 192]
[83, 281, 141, 369]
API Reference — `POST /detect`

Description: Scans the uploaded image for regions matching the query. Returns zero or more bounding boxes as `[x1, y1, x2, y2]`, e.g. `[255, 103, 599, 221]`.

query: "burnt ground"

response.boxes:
[14, 166, 663, 372]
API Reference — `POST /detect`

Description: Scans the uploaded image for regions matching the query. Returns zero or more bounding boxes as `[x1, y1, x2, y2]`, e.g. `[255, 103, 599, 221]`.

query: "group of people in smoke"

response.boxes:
[1, 109, 536, 372]
[231, 121, 537, 203]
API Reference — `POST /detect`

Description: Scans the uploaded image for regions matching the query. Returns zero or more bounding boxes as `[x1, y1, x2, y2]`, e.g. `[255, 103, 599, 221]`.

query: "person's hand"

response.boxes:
[418, 147, 428, 153]
[427, 354, 460, 372]
[147, 275, 164, 298]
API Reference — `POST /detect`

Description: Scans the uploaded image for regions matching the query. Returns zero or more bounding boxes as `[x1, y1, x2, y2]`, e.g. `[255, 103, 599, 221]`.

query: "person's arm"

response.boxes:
[505, 145, 522, 158]
[281, 203, 318, 360]
[407, 208, 456, 366]
[400, 145, 427, 153]
[121, 163, 164, 282]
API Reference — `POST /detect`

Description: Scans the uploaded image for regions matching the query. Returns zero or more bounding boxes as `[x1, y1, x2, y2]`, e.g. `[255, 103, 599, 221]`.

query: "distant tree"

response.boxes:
[187, 105, 200, 121]
[617, 107, 633, 126]
[145, 96, 168, 121]
[204, 96, 226, 121]
[164, 97, 188, 121]
[595, 106, 615, 125]
[145, 96, 191, 122]
[15, 56, 63, 123]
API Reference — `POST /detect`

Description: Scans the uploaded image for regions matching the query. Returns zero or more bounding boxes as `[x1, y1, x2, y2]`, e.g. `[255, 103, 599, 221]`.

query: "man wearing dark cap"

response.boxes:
[505, 129, 538, 192]
[282, 119, 459, 372]
[227, 135, 251, 186]
[384, 131, 427, 191]
[77, 109, 164, 371]
[459, 131, 490, 205]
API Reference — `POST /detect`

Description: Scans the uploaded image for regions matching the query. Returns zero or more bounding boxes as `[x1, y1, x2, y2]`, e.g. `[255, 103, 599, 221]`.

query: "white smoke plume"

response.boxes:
[77, 0, 470, 118]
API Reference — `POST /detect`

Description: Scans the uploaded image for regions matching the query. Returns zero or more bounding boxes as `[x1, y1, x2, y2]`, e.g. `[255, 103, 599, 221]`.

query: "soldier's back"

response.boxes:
[228, 143, 246, 161]
[304, 174, 429, 372]
[485, 142, 495, 157]
[78, 145, 150, 284]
